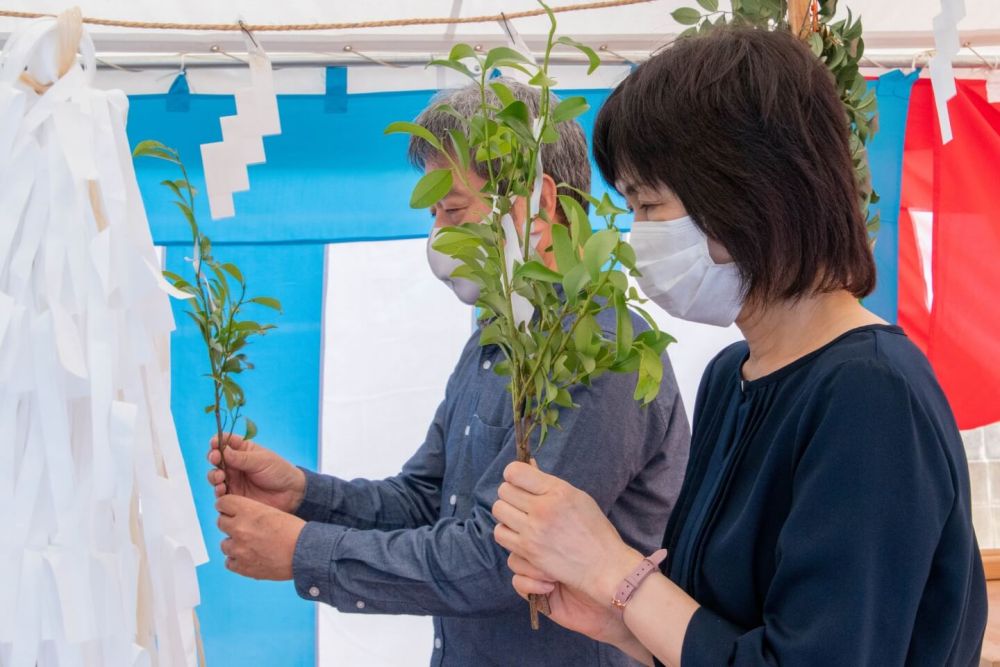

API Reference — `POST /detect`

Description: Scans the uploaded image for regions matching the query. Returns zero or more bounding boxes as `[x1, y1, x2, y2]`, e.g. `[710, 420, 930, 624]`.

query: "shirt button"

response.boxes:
[434, 638, 442, 649]
[308, 586, 320, 598]
[482, 360, 491, 370]
[449, 494, 457, 506]
[356, 600, 366, 610]
[464, 425, 470, 436]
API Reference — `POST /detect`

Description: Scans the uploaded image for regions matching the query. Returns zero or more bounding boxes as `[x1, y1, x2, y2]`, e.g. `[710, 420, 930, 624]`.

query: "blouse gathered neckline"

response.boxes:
[738, 323, 904, 391]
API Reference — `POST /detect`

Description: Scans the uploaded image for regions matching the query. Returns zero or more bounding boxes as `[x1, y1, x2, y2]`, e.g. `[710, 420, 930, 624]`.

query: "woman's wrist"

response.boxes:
[595, 544, 646, 605]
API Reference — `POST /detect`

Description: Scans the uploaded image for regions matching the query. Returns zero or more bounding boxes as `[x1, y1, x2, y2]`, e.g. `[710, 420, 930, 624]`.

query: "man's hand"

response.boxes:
[216, 495, 306, 580]
[207, 434, 306, 514]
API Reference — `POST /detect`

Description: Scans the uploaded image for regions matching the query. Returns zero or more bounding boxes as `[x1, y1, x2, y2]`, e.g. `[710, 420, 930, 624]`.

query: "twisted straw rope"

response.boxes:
[0, 0, 654, 32]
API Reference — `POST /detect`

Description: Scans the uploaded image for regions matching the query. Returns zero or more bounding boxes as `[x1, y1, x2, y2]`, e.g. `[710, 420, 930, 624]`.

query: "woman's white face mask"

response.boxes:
[630, 215, 745, 327]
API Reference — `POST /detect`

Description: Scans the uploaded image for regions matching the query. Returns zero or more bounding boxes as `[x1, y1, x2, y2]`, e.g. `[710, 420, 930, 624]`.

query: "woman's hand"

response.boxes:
[492, 461, 644, 605]
[507, 552, 637, 648]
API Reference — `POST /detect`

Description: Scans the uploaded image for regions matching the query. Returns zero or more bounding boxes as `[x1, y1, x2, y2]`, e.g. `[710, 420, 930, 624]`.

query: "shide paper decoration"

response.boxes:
[929, 0, 967, 143]
[0, 10, 206, 666]
[200, 29, 281, 220]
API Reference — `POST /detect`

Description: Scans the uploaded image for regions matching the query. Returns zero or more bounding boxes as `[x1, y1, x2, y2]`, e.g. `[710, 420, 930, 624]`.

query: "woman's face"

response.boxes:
[618, 179, 733, 264]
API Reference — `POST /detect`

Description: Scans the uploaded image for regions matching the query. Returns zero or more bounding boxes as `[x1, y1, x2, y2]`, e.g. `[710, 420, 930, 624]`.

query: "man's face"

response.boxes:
[425, 158, 556, 268]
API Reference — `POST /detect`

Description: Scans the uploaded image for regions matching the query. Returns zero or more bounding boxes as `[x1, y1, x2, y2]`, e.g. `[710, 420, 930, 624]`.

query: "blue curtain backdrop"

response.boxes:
[127, 71, 913, 666]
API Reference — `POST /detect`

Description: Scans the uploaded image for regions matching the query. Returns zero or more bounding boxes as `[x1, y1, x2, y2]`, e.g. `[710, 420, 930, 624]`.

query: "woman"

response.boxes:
[492, 28, 987, 666]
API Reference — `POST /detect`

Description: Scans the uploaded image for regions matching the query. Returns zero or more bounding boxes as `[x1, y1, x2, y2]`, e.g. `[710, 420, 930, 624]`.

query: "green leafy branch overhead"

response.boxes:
[671, 0, 881, 235]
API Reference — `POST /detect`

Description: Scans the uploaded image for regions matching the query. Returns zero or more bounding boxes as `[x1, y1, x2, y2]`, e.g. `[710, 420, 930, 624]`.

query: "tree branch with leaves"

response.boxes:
[133, 140, 282, 493]
[386, 3, 674, 629]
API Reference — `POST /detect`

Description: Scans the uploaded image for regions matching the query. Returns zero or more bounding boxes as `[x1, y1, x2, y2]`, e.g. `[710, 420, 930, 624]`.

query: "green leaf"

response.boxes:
[244, 417, 258, 441]
[582, 229, 619, 280]
[696, 0, 719, 10]
[249, 296, 282, 311]
[554, 388, 574, 408]
[496, 100, 535, 144]
[449, 43, 479, 62]
[616, 242, 637, 271]
[514, 260, 563, 283]
[552, 96, 590, 124]
[484, 46, 533, 71]
[427, 58, 476, 79]
[671, 7, 702, 25]
[173, 200, 196, 227]
[808, 32, 824, 57]
[562, 263, 591, 298]
[573, 313, 599, 353]
[595, 192, 627, 217]
[220, 262, 244, 285]
[550, 223, 578, 273]
[160, 179, 184, 200]
[162, 270, 185, 284]
[487, 82, 514, 110]
[132, 139, 180, 163]
[614, 291, 633, 362]
[233, 320, 264, 333]
[447, 128, 470, 170]
[528, 70, 557, 89]
[384, 121, 444, 152]
[555, 36, 601, 75]
[409, 168, 453, 209]
[558, 194, 592, 245]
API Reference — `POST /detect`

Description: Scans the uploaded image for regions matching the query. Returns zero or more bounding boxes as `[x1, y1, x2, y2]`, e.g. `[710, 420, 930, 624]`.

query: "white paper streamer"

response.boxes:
[0, 15, 206, 666]
[986, 69, 1000, 104]
[929, 0, 967, 143]
[200, 33, 281, 219]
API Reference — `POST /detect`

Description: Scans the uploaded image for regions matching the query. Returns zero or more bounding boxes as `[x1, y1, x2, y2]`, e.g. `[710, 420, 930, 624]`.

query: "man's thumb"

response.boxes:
[221, 446, 264, 472]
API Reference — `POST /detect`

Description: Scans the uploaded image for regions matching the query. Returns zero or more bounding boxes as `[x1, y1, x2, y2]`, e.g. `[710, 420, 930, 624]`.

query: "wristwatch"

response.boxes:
[612, 548, 668, 611]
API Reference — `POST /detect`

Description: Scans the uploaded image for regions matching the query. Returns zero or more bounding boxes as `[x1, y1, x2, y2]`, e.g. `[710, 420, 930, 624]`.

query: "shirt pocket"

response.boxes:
[445, 413, 512, 518]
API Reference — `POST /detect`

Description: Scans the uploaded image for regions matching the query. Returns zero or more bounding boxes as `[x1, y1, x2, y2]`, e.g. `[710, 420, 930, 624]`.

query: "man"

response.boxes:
[210, 80, 689, 666]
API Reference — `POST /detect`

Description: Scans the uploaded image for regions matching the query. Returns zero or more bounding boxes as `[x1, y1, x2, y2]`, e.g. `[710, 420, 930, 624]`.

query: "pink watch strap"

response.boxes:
[612, 548, 667, 611]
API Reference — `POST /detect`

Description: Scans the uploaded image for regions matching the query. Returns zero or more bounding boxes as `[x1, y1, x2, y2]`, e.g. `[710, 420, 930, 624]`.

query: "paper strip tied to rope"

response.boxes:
[200, 28, 281, 219]
[0, 10, 206, 666]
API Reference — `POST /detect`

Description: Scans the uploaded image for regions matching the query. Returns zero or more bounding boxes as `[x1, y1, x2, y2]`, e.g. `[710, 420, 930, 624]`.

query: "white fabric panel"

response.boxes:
[319, 238, 473, 667]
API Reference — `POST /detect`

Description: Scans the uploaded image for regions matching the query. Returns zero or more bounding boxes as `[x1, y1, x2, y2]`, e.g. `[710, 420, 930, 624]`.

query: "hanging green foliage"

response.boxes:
[671, 0, 881, 235]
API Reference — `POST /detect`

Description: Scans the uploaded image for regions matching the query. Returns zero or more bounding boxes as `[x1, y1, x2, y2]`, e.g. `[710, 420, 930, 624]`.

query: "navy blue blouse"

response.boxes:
[657, 325, 987, 666]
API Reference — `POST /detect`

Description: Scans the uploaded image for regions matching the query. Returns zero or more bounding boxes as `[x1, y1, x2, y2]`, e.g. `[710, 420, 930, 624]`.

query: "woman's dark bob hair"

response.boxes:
[594, 28, 876, 305]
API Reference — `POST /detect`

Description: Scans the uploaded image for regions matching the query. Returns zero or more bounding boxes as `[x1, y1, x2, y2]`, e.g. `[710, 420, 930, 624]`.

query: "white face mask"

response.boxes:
[630, 215, 744, 327]
[426, 231, 481, 305]
[426, 222, 543, 307]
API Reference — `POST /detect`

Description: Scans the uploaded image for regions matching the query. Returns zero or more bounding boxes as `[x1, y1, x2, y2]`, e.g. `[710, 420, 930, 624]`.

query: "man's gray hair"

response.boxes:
[408, 78, 591, 213]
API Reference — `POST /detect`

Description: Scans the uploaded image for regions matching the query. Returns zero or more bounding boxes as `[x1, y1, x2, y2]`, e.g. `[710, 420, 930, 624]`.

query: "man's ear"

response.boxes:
[537, 173, 559, 226]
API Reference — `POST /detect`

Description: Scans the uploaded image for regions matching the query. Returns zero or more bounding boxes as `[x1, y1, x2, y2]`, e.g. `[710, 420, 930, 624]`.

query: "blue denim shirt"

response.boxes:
[292, 309, 690, 666]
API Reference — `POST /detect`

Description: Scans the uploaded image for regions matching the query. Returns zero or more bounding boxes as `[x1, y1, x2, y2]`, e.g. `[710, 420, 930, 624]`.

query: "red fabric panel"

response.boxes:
[900, 80, 1000, 429]
[897, 81, 937, 352]
[928, 80, 1000, 429]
